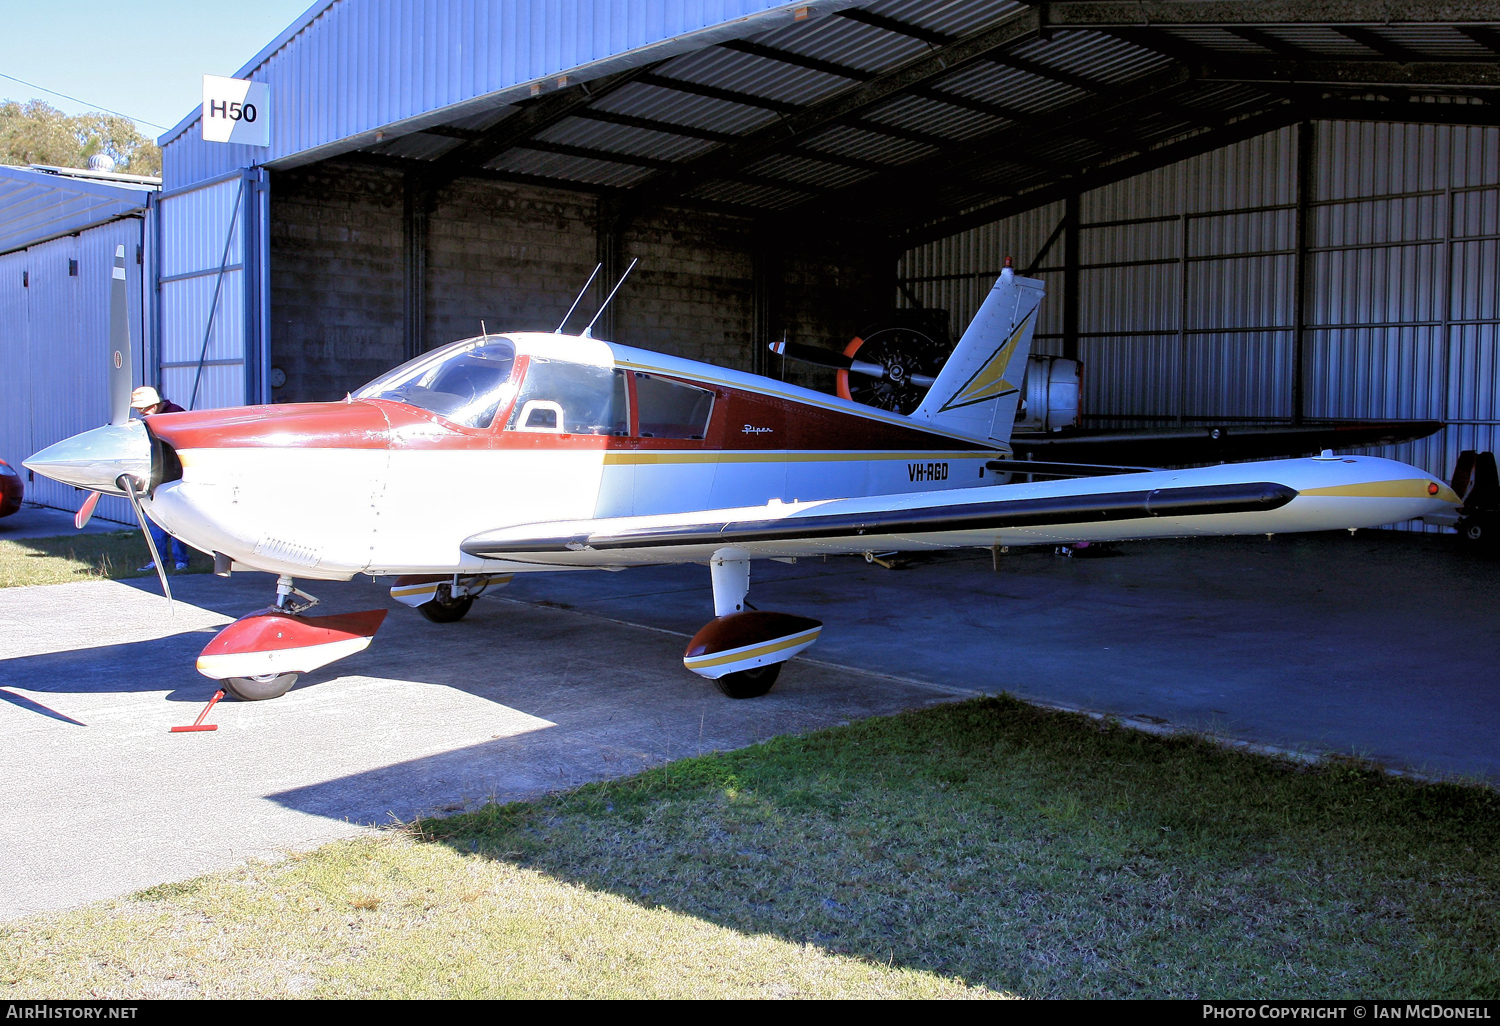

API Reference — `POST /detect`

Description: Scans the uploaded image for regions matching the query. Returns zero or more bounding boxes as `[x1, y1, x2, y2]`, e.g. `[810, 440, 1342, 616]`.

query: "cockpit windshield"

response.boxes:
[352, 336, 517, 428]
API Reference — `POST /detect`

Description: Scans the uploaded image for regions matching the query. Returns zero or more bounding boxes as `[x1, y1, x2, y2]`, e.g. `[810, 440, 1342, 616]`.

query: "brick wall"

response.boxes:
[269, 163, 405, 403]
[424, 177, 597, 343]
[614, 206, 754, 366]
[269, 160, 894, 404]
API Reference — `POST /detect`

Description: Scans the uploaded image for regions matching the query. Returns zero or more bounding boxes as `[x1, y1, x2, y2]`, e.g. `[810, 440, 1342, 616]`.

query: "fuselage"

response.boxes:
[142, 332, 1004, 579]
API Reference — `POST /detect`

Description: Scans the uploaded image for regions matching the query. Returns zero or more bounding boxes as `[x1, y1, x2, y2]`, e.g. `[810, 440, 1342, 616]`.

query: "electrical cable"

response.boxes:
[0, 71, 169, 130]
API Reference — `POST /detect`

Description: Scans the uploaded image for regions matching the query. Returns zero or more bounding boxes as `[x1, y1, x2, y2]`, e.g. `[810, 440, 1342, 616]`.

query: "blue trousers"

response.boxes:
[149, 521, 188, 567]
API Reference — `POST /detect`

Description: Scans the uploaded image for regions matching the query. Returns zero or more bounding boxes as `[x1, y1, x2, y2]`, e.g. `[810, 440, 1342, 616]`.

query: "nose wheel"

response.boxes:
[223, 673, 299, 701]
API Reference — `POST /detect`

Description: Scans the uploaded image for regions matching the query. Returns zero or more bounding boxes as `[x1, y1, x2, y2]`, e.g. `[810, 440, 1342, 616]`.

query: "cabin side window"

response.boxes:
[508, 361, 629, 436]
[634, 373, 714, 440]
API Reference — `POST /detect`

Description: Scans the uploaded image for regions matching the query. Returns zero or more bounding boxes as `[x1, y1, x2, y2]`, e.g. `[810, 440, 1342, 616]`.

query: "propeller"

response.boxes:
[74, 490, 100, 530]
[771, 327, 945, 415]
[122, 474, 173, 611]
[74, 244, 135, 530]
[108, 244, 132, 426]
[83, 246, 171, 612]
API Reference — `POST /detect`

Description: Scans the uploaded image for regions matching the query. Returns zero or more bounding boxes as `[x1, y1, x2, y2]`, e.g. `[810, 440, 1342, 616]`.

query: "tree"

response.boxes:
[0, 99, 161, 177]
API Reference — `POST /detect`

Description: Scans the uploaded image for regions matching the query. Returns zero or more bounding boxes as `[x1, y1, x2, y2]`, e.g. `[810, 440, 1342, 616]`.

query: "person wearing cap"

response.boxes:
[130, 386, 184, 418]
[130, 387, 189, 572]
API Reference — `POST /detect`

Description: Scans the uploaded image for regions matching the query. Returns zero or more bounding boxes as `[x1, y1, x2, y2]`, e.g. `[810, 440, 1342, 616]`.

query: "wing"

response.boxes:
[461, 474, 1302, 565]
[1011, 420, 1442, 465]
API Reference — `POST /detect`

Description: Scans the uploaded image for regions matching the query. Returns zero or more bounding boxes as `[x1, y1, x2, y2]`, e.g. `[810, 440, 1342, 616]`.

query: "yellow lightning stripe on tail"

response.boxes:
[936, 311, 1034, 413]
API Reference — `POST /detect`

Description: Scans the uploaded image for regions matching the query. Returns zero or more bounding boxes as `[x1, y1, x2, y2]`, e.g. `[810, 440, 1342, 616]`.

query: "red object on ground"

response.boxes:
[170, 690, 224, 733]
[0, 459, 23, 518]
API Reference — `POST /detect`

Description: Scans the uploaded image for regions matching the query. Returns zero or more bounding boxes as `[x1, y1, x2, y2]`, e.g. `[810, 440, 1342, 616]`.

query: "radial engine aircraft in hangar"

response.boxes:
[26, 250, 1459, 702]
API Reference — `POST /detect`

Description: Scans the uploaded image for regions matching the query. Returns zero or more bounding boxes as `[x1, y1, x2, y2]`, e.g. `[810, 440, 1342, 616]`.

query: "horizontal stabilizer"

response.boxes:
[985, 459, 1157, 478]
[1013, 420, 1443, 465]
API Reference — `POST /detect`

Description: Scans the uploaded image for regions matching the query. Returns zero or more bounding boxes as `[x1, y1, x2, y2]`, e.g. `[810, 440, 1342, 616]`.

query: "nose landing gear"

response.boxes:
[196, 574, 388, 700]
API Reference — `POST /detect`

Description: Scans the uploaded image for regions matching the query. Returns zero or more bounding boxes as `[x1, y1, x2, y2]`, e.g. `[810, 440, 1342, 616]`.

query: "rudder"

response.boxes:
[910, 267, 1045, 445]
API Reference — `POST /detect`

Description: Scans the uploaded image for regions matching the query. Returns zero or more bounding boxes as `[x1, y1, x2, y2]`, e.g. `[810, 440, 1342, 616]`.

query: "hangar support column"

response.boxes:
[751, 224, 782, 378]
[1062, 193, 1080, 363]
[1292, 120, 1314, 427]
[595, 195, 624, 340]
[403, 176, 430, 360]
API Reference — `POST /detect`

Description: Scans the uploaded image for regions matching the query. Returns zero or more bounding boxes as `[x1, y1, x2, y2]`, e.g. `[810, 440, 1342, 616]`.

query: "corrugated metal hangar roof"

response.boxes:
[164, 1, 1500, 243]
[161, 0, 1500, 246]
[0, 165, 158, 255]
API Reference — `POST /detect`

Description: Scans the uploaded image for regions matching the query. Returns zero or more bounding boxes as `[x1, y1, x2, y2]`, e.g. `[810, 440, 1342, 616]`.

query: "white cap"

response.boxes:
[130, 385, 162, 410]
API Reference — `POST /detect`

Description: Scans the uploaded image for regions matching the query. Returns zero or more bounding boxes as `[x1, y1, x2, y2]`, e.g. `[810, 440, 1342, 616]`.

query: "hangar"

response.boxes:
[6, 0, 1500, 520]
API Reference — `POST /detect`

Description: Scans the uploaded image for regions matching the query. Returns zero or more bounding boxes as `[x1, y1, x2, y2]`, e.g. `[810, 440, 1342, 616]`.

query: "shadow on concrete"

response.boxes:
[0, 687, 86, 725]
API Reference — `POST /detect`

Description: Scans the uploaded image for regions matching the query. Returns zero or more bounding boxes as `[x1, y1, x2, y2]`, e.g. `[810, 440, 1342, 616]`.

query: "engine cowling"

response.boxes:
[1015, 355, 1081, 434]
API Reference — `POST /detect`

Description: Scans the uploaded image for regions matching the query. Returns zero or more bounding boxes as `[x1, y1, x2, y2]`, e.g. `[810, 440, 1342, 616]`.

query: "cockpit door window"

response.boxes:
[506, 361, 630, 436]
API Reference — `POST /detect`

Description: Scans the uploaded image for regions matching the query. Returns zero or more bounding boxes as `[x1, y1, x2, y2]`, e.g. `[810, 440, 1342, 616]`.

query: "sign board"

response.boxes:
[201, 75, 269, 147]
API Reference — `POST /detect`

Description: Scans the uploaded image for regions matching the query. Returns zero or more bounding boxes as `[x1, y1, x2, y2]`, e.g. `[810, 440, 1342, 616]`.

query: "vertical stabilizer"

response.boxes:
[910, 267, 1045, 444]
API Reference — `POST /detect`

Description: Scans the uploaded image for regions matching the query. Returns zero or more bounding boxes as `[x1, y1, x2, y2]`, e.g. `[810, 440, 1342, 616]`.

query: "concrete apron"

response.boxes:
[0, 571, 960, 921]
[1, 529, 1495, 920]
[501, 530, 1500, 786]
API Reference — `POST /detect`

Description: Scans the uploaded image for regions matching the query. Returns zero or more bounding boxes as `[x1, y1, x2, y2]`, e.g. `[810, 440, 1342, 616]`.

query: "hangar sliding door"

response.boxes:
[157, 168, 269, 411]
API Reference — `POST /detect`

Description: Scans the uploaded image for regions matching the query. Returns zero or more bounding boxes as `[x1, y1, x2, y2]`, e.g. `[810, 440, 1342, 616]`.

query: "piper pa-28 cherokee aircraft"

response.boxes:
[26, 249, 1459, 702]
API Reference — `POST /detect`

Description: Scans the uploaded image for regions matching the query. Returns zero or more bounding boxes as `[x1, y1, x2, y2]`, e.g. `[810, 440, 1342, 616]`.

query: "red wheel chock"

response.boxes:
[170, 689, 224, 733]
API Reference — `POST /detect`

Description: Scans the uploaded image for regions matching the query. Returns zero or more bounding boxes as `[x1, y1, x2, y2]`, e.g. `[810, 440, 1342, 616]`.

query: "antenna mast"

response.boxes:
[555, 263, 603, 334]
[582, 258, 639, 338]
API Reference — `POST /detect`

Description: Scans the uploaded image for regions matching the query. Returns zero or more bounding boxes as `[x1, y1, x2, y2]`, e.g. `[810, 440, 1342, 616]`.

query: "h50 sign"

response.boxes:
[202, 75, 270, 147]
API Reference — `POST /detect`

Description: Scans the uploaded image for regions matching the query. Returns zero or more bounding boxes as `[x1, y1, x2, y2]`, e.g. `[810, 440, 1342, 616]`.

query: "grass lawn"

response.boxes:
[3, 696, 1498, 998]
[0, 531, 210, 588]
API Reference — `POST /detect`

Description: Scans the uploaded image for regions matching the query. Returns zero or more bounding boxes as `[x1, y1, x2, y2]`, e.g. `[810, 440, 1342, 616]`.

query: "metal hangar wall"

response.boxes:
[145, 0, 1500, 506]
[0, 165, 159, 522]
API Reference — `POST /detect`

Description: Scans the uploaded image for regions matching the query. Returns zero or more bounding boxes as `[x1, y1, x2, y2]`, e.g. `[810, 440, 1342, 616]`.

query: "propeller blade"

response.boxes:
[108, 245, 134, 426]
[768, 339, 936, 388]
[121, 475, 173, 612]
[769, 338, 853, 371]
[74, 491, 101, 530]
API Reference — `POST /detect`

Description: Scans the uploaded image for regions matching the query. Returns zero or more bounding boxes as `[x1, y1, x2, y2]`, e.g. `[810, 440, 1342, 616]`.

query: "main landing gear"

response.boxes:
[389, 573, 513, 621]
[681, 549, 823, 699]
[195, 574, 388, 701]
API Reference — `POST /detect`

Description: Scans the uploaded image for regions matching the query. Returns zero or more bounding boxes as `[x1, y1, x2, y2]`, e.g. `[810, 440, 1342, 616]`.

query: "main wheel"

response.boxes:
[1459, 516, 1493, 546]
[419, 584, 474, 623]
[713, 662, 782, 699]
[223, 672, 299, 701]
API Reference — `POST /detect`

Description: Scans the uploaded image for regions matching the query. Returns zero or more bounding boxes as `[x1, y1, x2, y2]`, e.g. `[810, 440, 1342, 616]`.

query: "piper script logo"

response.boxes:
[743, 425, 773, 435]
[936, 311, 1035, 413]
[202, 75, 270, 147]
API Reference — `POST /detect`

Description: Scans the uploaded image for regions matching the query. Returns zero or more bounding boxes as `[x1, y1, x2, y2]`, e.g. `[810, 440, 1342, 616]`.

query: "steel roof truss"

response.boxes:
[1046, 2, 1500, 27]
[718, 39, 875, 82]
[424, 64, 657, 189]
[570, 108, 739, 144]
[620, 5, 1043, 209]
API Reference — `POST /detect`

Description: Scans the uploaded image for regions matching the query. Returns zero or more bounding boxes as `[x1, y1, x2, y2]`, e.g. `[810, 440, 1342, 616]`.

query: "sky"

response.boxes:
[0, 0, 315, 139]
